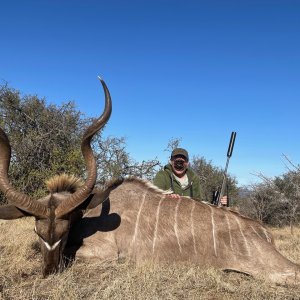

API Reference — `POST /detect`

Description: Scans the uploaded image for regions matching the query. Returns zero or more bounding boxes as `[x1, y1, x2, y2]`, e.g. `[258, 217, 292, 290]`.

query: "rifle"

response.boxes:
[212, 131, 237, 207]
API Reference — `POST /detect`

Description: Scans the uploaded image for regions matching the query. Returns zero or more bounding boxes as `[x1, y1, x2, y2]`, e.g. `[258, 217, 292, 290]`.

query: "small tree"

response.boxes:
[273, 171, 300, 233]
[242, 157, 300, 231]
[94, 135, 161, 186]
[191, 156, 238, 203]
[164, 137, 182, 153]
[244, 183, 279, 223]
[0, 84, 86, 201]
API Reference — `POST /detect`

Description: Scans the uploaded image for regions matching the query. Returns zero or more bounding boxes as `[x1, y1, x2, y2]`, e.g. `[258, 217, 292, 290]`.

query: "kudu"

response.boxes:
[0, 78, 112, 276]
[0, 79, 299, 284]
[71, 178, 300, 284]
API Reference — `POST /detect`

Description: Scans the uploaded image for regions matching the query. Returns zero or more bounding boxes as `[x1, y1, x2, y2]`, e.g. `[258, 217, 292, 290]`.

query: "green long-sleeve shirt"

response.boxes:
[153, 164, 203, 200]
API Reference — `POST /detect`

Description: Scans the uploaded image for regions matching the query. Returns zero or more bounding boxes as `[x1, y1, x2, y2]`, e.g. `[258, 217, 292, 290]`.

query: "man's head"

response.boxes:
[170, 148, 189, 177]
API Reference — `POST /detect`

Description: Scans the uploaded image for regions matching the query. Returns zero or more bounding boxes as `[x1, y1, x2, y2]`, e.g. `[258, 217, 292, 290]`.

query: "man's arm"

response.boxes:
[192, 176, 204, 200]
[153, 170, 168, 190]
[153, 171, 182, 199]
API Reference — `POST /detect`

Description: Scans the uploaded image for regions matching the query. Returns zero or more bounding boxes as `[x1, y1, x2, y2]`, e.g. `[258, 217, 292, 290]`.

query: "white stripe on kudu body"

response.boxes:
[174, 198, 182, 253]
[233, 215, 251, 256]
[225, 214, 234, 251]
[130, 191, 147, 247]
[262, 227, 272, 243]
[250, 224, 264, 240]
[152, 195, 164, 254]
[209, 205, 218, 257]
[190, 200, 197, 255]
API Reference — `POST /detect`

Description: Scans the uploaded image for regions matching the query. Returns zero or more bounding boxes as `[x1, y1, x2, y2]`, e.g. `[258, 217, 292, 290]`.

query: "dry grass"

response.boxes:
[1, 219, 300, 299]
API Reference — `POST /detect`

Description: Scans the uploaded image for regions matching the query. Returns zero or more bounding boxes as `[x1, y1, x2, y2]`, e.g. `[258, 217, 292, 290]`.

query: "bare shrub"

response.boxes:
[94, 135, 161, 186]
[237, 157, 300, 230]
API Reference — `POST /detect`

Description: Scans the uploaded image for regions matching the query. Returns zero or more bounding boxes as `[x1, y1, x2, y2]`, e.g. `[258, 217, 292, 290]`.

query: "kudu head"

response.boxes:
[0, 78, 112, 277]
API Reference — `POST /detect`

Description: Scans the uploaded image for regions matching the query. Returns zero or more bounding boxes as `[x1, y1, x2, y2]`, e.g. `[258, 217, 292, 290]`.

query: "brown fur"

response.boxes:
[70, 178, 298, 284]
[45, 174, 84, 194]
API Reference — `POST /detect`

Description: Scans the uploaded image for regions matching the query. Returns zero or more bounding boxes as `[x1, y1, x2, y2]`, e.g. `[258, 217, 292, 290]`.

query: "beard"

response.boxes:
[174, 160, 185, 171]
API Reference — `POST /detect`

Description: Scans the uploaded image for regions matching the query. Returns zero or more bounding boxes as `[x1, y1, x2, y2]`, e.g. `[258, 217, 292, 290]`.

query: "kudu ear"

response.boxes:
[71, 192, 107, 211]
[0, 204, 30, 219]
[85, 179, 125, 210]
[85, 192, 109, 210]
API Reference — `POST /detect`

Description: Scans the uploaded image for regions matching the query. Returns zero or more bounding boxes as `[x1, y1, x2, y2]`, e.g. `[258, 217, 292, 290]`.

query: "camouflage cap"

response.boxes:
[171, 148, 189, 161]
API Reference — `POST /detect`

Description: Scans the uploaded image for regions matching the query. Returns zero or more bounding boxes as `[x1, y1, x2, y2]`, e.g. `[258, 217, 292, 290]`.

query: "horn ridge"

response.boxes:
[0, 128, 49, 217]
[55, 77, 112, 218]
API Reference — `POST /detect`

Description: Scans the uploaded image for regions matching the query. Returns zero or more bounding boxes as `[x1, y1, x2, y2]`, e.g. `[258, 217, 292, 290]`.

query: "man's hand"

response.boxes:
[220, 195, 228, 206]
[166, 193, 181, 199]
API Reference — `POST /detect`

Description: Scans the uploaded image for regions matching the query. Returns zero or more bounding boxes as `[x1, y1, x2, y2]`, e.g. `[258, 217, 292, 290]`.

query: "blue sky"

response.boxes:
[1, 0, 299, 186]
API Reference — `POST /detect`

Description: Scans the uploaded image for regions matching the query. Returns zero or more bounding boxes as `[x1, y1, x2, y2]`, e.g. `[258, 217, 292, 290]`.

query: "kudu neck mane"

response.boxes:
[44, 175, 255, 225]
[104, 177, 261, 224]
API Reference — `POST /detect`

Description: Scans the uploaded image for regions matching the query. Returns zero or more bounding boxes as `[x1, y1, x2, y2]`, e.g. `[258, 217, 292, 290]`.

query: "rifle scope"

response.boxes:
[227, 131, 236, 158]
